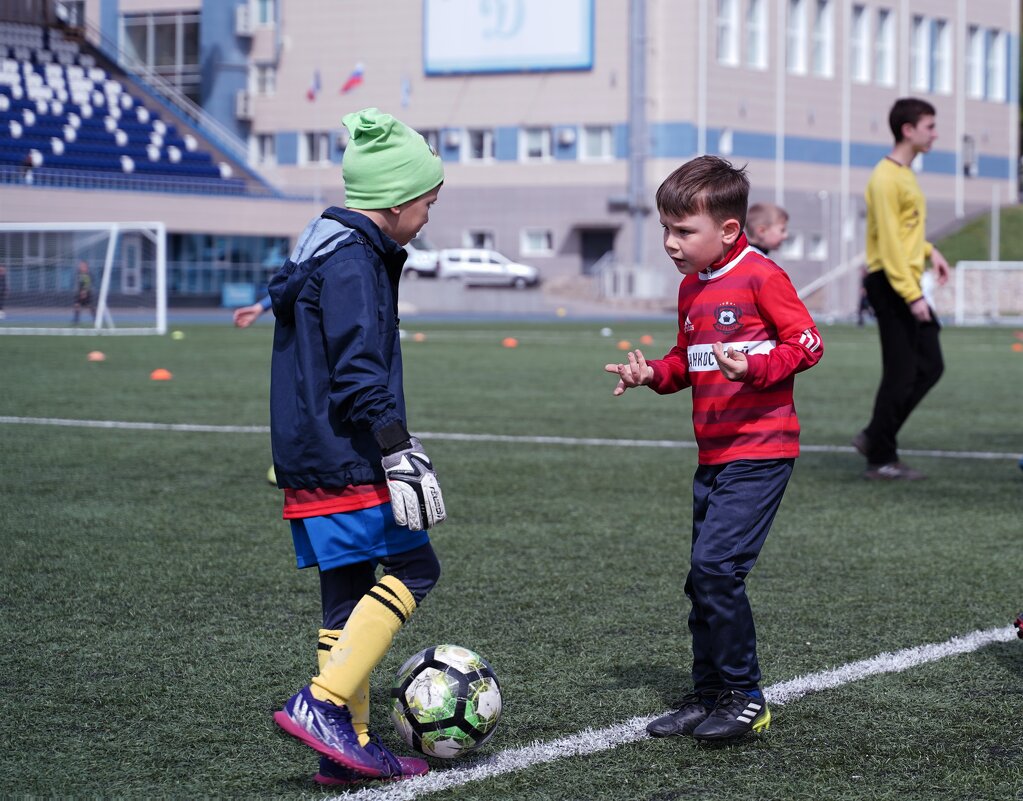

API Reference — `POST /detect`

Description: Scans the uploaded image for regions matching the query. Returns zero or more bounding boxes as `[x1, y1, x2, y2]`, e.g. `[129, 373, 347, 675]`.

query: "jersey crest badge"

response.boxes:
[713, 304, 743, 333]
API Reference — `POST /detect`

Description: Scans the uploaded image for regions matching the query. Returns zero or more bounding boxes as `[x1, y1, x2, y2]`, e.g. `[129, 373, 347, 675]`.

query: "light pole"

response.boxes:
[626, 0, 649, 270]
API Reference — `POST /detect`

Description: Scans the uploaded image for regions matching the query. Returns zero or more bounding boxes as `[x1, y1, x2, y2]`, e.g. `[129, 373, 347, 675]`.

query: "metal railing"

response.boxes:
[57, 15, 281, 194]
[0, 164, 260, 196]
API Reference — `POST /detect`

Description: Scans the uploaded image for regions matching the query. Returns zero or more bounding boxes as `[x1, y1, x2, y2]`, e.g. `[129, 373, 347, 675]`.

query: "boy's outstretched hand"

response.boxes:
[712, 342, 748, 381]
[605, 349, 654, 396]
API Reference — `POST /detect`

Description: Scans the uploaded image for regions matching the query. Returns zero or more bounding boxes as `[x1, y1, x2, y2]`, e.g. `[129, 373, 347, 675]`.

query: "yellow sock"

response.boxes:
[318, 629, 370, 746]
[310, 575, 416, 726]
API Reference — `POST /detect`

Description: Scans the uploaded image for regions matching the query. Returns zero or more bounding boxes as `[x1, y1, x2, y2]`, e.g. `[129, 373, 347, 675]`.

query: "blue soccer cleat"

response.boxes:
[313, 758, 361, 787]
[273, 687, 385, 778]
[313, 738, 428, 786]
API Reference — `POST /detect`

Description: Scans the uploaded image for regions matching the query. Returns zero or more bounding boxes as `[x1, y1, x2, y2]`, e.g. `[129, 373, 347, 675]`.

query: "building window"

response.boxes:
[580, 126, 613, 160]
[850, 5, 870, 83]
[522, 128, 551, 161]
[716, 0, 740, 66]
[463, 230, 495, 249]
[255, 133, 275, 166]
[909, 15, 930, 92]
[255, 0, 276, 26]
[966, 26, 984, 99]
[418, 129, 440, 154]
[58, 1, 85, 27]
[874, 8, 895, 87]
[932, 19, 952, 95]
[521, 229, 554, 256]
[254, 63, 276, 96]
[786, 0, 807, 75]
[811, 0, 833, 78]
[300, 132, 330, 165]
[745, 0, 768, 69]
[778, 233, 804, 260]
[807, 233, 828, 261]
[986, 30, 1007, 102]
[120, 12, 201, 104]
[466, 129, 494, 162]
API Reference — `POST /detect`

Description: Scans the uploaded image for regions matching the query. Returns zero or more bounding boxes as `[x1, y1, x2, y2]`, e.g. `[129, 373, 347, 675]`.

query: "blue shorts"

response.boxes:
[290, 503, 430, 571]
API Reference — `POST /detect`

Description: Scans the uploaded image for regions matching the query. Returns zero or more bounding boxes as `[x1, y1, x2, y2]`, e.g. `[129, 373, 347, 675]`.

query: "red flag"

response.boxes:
[306, 69, 321, 102]
[340, 63, 364, 94]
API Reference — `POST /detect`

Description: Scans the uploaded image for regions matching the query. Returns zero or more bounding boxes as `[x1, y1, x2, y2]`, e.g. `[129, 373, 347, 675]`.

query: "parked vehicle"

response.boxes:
[402, 235, 440, 278]
[437, 248, 541, 288]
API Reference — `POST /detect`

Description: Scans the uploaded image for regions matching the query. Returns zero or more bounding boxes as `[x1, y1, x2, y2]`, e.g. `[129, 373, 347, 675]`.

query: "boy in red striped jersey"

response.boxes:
[605, 155, 823, 741]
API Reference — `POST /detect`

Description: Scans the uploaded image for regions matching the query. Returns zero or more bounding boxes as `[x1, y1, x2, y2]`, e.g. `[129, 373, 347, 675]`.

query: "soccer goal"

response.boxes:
[946, 261, 1023, 326]
[0, 221, 166, 335]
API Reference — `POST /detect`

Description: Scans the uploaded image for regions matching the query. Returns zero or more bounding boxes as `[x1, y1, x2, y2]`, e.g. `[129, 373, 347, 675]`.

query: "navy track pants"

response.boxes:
[686, 458, 793, 693]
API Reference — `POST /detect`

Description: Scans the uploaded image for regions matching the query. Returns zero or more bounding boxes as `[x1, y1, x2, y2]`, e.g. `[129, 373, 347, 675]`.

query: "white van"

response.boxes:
[402, 236, 440, 278]
[438, 248, 540, 288]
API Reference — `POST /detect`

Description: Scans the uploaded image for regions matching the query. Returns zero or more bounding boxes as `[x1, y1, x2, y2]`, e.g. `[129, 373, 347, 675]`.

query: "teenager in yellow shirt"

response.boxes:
[853, 98, 950, 480]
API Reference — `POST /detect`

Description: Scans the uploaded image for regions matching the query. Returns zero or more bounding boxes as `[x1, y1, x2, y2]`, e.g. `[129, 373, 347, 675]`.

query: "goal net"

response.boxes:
[0, 222, 166, 335]
[935, 261, 1023, 326]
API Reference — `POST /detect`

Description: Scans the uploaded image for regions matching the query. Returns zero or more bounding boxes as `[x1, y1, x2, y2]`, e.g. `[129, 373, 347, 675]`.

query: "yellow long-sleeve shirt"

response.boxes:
[864, 157, 934, 304]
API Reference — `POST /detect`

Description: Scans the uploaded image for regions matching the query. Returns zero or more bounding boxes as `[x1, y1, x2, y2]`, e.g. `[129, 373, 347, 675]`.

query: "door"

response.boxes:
[580, 228, 616, 275]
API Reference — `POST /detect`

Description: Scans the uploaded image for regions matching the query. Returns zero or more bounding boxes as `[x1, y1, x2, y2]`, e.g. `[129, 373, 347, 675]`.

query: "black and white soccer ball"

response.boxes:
[389, 644, 502, 759]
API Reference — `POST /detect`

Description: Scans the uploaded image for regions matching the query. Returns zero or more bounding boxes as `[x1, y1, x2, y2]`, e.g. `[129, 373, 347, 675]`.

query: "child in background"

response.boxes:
[72, 260, 95, 325]
[745, 202, 789, 257]
[233, 295, 272, 328]
[605, 156, 823, 742]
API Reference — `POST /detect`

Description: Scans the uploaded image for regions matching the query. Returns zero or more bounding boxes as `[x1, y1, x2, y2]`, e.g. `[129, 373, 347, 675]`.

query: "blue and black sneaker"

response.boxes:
[273, 687, 384, 778]
[692, 688, 771, 741]
[313, 736, 429, 785]
[646, 691, 717, 737]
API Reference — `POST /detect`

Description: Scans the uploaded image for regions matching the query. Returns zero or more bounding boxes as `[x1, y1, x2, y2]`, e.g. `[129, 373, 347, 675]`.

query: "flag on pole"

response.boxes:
[340, 62, 365, 94]
[306, 69, 321, 102]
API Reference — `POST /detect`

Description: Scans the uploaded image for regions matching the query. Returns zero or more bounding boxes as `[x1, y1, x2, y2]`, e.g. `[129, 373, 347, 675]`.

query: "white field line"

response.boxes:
[0, 416, 1018, 461]
[0, 415, 267, 433]
[337, 626, 1017, 801]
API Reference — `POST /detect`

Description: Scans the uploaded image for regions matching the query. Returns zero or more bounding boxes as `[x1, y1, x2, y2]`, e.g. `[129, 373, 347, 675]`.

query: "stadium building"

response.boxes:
[0, 0, 1018, 320]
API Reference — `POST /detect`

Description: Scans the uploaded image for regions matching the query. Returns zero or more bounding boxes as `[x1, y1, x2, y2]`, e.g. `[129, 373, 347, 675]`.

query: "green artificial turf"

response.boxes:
[1, 322, 1020, 800]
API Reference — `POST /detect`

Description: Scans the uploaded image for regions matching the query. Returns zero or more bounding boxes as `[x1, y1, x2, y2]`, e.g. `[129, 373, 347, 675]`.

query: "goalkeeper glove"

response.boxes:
[381, 436, 446, 530]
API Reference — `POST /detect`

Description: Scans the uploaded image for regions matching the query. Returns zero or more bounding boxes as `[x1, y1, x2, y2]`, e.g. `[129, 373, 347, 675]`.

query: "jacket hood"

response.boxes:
[269, 207, 405, 325]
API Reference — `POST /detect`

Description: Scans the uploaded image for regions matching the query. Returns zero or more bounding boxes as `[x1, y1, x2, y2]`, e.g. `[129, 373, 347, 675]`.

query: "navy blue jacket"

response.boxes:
[269, 207, 408, 489]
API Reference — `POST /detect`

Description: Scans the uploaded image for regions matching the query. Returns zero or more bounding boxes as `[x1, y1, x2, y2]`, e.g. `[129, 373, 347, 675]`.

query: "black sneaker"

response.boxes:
[692, 688, 770, 742]
[862, 461, 926, 481]
[646, 691, 715, 737]
[851, 430, 870, 457]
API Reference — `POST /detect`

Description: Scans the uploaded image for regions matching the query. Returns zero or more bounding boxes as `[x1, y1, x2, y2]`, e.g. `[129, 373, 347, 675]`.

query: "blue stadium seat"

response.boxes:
[0, 25, 248, 194]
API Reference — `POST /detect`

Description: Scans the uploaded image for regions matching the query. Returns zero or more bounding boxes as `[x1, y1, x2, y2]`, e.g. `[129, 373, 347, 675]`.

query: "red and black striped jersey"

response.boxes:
[648, 234, 823, 465]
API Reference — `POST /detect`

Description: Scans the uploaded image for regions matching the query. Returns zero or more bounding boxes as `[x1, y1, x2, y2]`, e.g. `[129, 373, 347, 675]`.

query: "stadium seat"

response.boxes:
[0, 21, 247, 194]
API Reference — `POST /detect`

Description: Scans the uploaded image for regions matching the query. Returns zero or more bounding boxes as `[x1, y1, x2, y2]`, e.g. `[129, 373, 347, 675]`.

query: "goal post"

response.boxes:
[948, 261, 1023, 326]
[0, 221, 166, 335]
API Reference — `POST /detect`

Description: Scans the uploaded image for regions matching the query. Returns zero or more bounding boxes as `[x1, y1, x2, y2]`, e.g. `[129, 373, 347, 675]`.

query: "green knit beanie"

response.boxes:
[341, 108, 444, 209]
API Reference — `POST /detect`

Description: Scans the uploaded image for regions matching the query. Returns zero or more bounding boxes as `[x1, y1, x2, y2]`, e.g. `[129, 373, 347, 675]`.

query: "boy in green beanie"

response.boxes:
[269, 108, 446, 784]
